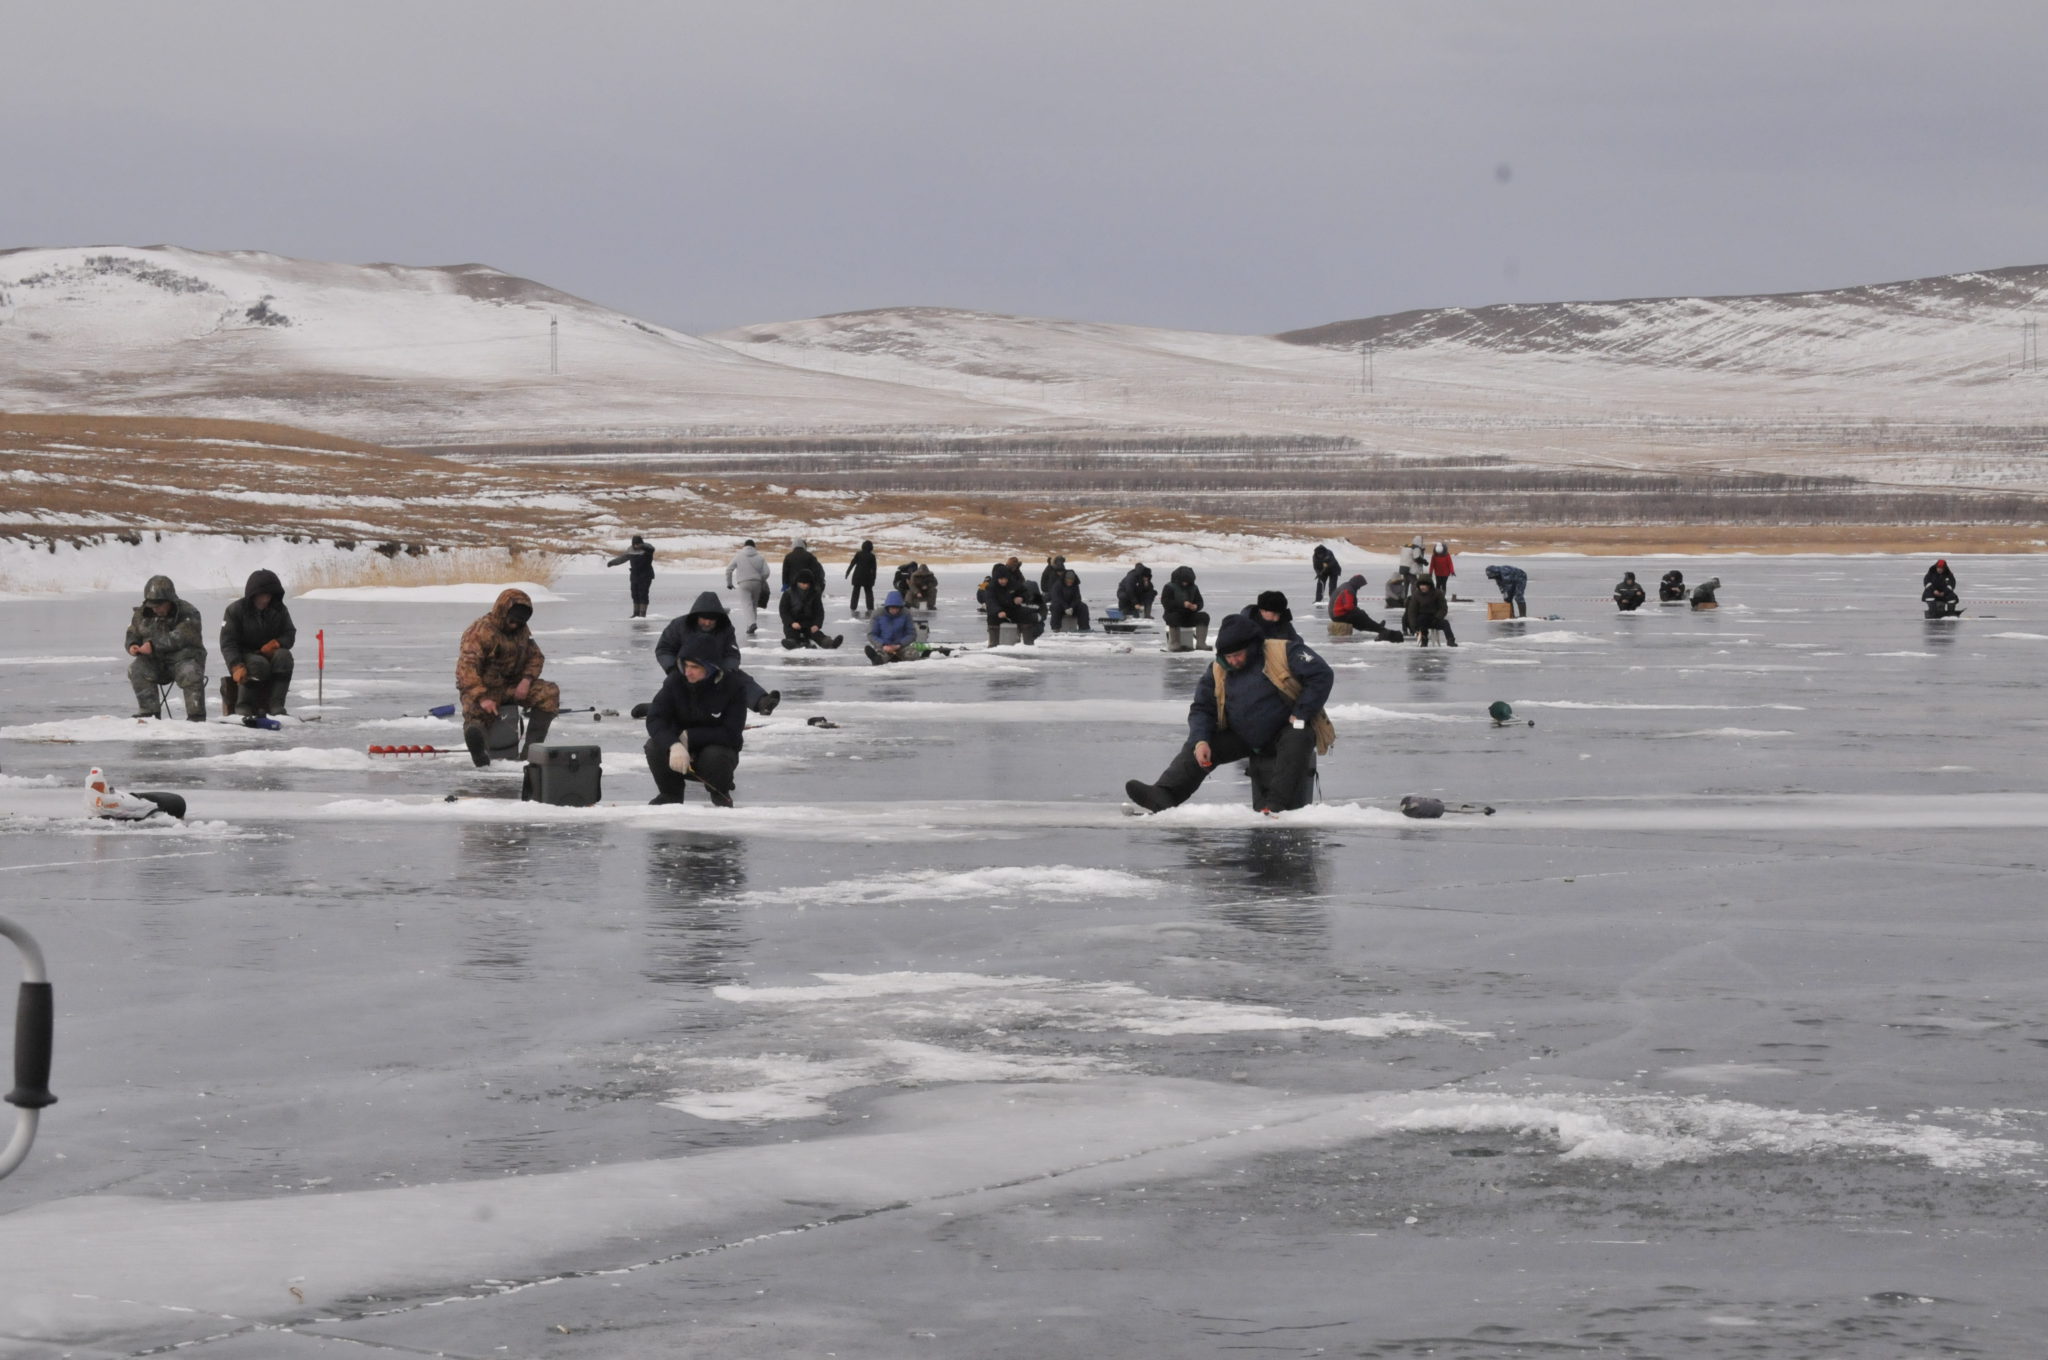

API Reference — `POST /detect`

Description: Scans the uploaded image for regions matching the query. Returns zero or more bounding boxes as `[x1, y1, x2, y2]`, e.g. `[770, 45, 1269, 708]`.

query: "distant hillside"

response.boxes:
[7, 247, 2048, 502]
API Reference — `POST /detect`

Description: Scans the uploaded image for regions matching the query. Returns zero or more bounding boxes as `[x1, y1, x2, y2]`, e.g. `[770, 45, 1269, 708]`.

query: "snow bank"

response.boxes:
[0, 532, 366, 596]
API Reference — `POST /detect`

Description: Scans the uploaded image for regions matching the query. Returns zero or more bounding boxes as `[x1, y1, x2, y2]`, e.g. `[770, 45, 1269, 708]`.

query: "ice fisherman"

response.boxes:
[1689, 577, 1721, 609]
[1658, 569, 1687, 603]
[781, 538, 825, 598]
[983, 560, 1044, 646]
[1383, 565, 1414, 620]
[124, 574, 209, 721]
[1329, 574, 1400, 641]
[656, 592, 780, 713]
[606, 535, 656, 618]
[642, 632, 746, 808]
[1922, 559, 1962, 617]
[899, 561, 939, 610]
[845, 540, 879, 616]
[1124, 610, 1336, 816]
[779, 568, 842, 649]
[1046, 568, 1091, 632]
[1404, 578, 1457, 646]
[218, 568, 297, 721]
[1239, 590, 1302, 641]
[1160, 566, 1209, 648]
[865, 591, 923, 663]
[724, 539, 772, 635]
[1311, 545, 1341, 603]
[455, 588, 559, 766]
[1484, 564, 1528, 618]
[1613, 571, 1647, 612]
[1117, 563, 1157, 618]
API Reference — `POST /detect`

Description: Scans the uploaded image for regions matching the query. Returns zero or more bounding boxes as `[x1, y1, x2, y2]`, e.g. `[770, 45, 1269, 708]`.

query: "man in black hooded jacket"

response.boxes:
[219, 568, 297, 720]
[983, 560, 1043, 646]
[643, 631, 748, 807]
[1161, 566, 1209, 648]
[779, 569, 842, 648]
[845, 540, 879, 615]
[1126, 612, 1335, 815]
[1117, 564, 1156, 618]
[656, 591, 780, 714]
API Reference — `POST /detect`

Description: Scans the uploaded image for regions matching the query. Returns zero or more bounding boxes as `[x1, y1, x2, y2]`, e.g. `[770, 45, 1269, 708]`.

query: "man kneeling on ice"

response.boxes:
[124, 575, 209, 720]
[455, 588, 559, 767]
[643, 632, 746, 807]
[219, 568, 296, 723]
[1125, 612, 1336, 816]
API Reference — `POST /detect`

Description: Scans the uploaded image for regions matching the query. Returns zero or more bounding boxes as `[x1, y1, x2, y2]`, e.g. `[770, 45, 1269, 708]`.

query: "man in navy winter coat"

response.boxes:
[655, 591, 780, 714]
[643, 631, 748, 807]
[1125, 611, 1333, 815]
[865, 591, 922, 663]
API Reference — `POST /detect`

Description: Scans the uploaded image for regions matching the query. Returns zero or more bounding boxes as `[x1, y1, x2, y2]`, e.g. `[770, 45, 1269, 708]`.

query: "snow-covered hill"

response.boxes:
[0, 246, 1051, 446]
[5, 246, 2048, 491]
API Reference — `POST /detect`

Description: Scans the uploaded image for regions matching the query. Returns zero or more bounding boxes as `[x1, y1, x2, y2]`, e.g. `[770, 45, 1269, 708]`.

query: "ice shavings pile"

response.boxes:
[1380, 1092, 2044, 1172]
[716, 865, 1163, 908]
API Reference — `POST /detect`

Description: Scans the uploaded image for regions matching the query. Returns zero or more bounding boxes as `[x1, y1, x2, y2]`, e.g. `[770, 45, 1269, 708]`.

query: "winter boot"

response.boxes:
[864, 644, 885, 666]
[463, 723, 491, 768]
[267, 673, 291, 716]
[1194, 623, 1209, 651]
[181, 684, 208, 722]
[756, 690, 780, 716]
[220, 676, 239, 716]
[521, 708, 555, 758]
[1124, 779, 1176, 814]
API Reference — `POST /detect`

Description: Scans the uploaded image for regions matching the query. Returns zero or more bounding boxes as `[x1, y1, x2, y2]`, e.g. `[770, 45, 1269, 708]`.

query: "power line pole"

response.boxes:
[1360, 339, 1375, 393]
[2024, 318, 2038, 372]
[550, 315, 559, 375]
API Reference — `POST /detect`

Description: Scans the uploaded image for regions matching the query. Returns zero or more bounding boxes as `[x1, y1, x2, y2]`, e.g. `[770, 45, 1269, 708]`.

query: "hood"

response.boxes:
[1343, 574, 1366, 592]
[988, 561, 1012, 582]
[1048, 554, 1065, 569]
[1062, 571, 1079, 586]
[1622, 571, 1637, 582]
[792, 538, 809, 550]
[1432, 542, 1447, 555]
[683, 590, 731, 629]
[1483, 566, 1501, 579]
[882, 590, 906, 608]
[1214, 611, 1264, 659]
[675, 630, 727, 676]
[792, 568, 818, 590]
[1934, 558, 1948, 568]
[142, 574, 179, 605]
[489, 587, 534, 630]
[1170, 566, 1196, 587]
[1132, 562, 1149, 575]
[243, 568, 284, 602]
[860, 539, 873, 551]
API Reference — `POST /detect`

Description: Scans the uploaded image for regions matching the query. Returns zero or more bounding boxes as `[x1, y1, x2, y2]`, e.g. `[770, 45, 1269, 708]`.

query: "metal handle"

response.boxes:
[0, 916, 53, 1181]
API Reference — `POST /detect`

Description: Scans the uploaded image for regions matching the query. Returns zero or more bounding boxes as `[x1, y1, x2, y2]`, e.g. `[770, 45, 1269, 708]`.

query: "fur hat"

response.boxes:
[1255, 590, 1291, 620]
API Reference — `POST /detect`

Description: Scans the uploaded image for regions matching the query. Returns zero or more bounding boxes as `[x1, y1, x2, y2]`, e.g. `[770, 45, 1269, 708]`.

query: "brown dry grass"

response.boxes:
[4, 411, 2042, 561]
[293, 549, 562, 592]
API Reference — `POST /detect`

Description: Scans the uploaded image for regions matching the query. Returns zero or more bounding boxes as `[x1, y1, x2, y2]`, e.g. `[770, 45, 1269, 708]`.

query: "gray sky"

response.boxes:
[6, 1, 2047, 335]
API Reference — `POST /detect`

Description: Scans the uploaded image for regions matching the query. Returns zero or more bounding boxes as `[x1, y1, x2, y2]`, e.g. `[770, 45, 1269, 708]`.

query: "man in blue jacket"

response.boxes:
[1484, 564, 1528, 618]
[1125, 611, 1335, 815]
[865, 591, 923, 664]
[643, 631, 748, 807]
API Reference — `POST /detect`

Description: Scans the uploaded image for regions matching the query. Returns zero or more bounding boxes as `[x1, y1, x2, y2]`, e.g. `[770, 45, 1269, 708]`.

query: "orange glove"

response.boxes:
[259, 640, 281, 656]
[231, 665, 249, 684]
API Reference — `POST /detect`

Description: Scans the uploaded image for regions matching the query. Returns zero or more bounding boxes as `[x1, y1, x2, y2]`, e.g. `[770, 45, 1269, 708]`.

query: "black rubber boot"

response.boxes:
[522, 709, 554, 758]
[757, 690, 780, 715]
[1124, 779, 1176, 814]
[463, 723, 490, 768]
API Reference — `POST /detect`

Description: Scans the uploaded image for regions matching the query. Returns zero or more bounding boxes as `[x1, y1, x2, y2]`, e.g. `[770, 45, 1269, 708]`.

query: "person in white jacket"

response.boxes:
[724, 540, 772, 636]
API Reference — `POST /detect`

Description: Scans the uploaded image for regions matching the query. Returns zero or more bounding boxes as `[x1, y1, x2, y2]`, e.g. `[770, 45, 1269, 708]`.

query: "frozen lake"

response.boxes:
[2, 555, 2045, 1358]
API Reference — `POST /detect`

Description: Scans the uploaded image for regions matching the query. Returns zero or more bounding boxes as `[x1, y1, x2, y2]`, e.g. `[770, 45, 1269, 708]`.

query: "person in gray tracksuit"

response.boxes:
[724, 540, 772, 635]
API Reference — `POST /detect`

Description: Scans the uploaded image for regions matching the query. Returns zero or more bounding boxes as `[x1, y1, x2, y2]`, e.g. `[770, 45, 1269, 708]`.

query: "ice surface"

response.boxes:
[1, 555, 2046, 1356]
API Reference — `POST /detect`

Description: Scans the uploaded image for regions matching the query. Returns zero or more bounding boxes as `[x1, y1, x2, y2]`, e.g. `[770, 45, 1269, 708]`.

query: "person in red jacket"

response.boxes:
[1329, 574, 1400, 642]
[1429, 541, 1456, 595]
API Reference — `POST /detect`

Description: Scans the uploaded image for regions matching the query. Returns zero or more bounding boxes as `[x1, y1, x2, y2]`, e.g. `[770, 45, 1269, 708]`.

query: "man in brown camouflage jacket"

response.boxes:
[455, 588, 560, 766]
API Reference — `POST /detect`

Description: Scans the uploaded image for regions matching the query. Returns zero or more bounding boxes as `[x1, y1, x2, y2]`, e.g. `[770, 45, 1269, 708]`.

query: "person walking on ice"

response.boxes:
[607, 535, 656, 617]
[124, 575, 209, 720]
[725, 539, 771, 635]
[455, 588, 560, 766]
[1124, 612, 1336, 816]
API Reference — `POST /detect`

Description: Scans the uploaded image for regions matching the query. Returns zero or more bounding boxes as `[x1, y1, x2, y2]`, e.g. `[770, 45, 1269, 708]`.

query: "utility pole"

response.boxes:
[1360, 339, 1375, 394]
[550, 315, 559, 375]
[2024, 318, 2038, 372]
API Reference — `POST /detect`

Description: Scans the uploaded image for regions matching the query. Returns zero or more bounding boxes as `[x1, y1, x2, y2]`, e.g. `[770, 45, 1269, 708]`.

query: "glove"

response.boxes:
[231, 665, 249, 684]
[259, 640, 281, 656]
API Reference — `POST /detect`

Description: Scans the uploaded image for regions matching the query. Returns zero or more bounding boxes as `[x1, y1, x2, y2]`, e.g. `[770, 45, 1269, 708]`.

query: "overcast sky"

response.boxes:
[7, 1, 2047, 335]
